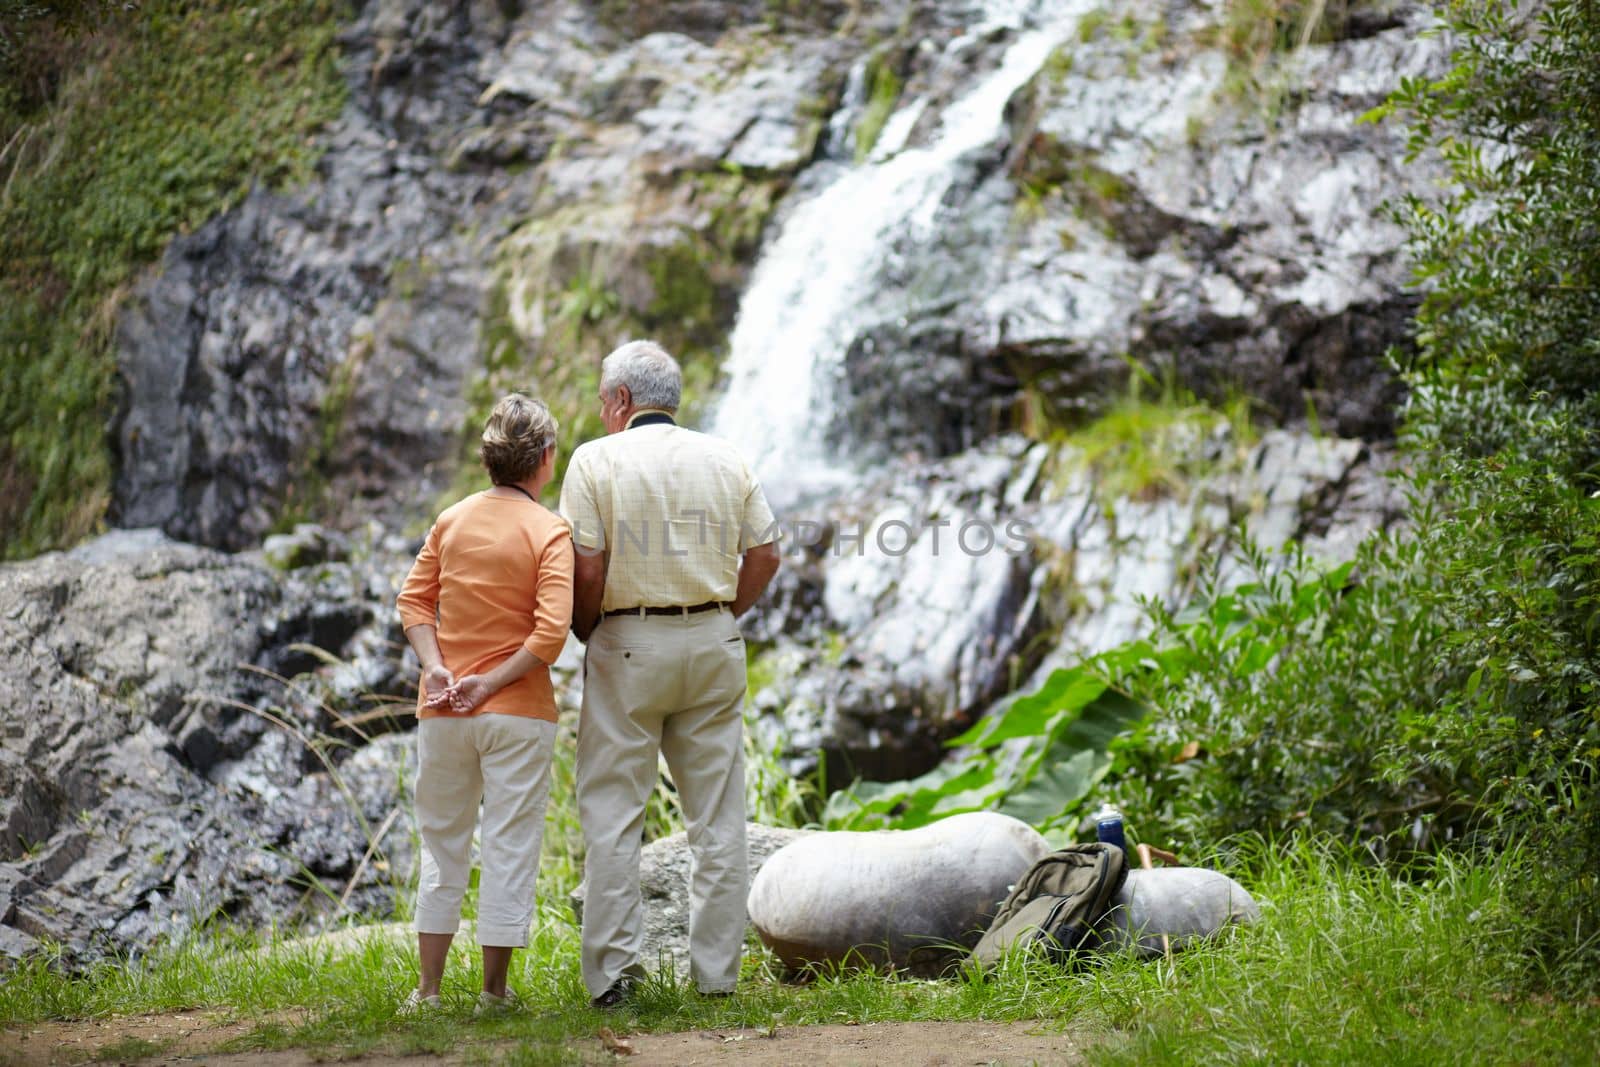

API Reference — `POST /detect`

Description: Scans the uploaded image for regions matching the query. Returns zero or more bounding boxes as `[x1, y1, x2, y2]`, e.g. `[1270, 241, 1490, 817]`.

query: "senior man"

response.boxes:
[560, 339, 782, 1008]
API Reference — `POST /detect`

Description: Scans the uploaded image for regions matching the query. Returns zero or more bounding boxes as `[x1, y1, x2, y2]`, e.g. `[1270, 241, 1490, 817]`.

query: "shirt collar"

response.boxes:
[626, 409, 677, 430]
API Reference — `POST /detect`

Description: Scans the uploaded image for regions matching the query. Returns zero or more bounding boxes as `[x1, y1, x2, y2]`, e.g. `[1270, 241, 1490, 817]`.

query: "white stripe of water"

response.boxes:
[711, 0, 1091, 503]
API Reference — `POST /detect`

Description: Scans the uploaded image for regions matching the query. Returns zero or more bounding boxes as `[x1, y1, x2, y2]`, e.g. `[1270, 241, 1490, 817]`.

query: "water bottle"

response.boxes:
[1093, 802, 1127, 856]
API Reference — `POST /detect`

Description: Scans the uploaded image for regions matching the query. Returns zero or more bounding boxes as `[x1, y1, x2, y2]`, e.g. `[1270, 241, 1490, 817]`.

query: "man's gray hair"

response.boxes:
[601, 339, 682, 412]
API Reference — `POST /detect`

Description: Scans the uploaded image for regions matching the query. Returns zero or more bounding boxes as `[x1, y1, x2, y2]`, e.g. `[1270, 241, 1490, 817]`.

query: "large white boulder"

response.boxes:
[746, 812, 1050, 973]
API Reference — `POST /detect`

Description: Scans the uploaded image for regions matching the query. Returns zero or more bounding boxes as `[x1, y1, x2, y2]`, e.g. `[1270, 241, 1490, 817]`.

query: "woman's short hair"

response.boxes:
[479, 393, 558, 485]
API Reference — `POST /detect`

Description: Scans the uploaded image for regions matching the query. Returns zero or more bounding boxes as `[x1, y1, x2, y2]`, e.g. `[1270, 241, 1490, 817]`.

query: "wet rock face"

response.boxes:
[585, 0, 855, 43]
[103, 0, 1435, 618]
[748, 428, 1402, 783]
[108, 0, 891, 551]
[1001, 5, 1444, 439]
[111, 181, 485, 550]
[709, 5, 1424, 788]
[0, 530, 418, 960]
[110, 1, 505, 548]
[752, 440, 1051, 783]
[828, 1, 1446, 460]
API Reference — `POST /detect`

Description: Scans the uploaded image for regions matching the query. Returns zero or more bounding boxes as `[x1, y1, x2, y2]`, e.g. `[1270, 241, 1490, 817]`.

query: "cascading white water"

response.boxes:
[711, 0, 1089, 501]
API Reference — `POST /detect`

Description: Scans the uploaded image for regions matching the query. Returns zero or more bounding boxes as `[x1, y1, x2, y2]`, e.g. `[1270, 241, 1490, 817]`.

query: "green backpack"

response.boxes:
[971, 842, 1129, 968]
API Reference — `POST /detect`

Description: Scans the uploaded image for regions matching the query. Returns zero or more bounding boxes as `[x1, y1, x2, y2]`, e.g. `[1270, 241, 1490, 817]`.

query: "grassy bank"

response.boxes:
[0, 0, 346, 559]
[2, 839, 1595, 1065]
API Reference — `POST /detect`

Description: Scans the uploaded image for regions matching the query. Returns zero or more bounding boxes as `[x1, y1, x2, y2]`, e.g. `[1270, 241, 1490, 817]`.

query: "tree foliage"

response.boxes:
[1140, 0, 1600, 981]
[1377, 0, 1600, 982]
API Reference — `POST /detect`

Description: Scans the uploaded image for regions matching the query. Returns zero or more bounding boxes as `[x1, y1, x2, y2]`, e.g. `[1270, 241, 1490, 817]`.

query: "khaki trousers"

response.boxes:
[577, 608, 748, 996]
[414, 713, 556, 947]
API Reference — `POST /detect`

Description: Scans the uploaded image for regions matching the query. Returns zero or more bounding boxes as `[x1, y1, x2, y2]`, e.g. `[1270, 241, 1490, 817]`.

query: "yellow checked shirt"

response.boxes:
[558, 412, 781, 613]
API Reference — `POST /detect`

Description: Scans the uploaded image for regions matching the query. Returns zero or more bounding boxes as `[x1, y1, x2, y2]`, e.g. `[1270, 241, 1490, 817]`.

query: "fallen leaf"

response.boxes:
[598, 1027, 635, 1056]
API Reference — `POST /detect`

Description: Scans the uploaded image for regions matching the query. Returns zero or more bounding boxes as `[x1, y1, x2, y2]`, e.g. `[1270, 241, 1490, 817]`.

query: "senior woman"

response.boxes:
[395, 393, 574, 1014]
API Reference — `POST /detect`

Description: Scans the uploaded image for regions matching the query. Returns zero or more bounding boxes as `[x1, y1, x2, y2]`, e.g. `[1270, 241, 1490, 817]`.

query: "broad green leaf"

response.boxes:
[885, 763, 1000, 828]
[926, 783, 1006, 817]
[821, 789, 882, 830]
[1151, 644, 1201, 681]
[1099, 639, 1159, 674]
[999, 748, 1109, 827]
[1050, 688, 1149, 753]
[947, 666, 1106, 748]
[1005, 688, 1149, 788]
[822, 757, 995, 829]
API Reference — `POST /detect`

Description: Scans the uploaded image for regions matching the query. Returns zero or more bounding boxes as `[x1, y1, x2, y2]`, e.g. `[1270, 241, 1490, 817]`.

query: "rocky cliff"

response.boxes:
[0, 530, 421, 958]
[4, 0, 1444, 959]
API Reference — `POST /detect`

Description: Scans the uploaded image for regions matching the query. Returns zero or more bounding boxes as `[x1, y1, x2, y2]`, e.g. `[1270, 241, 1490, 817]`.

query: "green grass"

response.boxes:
[3, 838, 1596, 1065]
[1077, 8, 1111, 43]
[1027, 366, 1258, 501]
[0, 1, 347, 559]
[1215, 0, 1351, 62]
[1085, 840, 1595, 1066]
[1008, 132, 1140, 238]
[1205, 0, 1355, 106]
[1064, 1, 1353, 113]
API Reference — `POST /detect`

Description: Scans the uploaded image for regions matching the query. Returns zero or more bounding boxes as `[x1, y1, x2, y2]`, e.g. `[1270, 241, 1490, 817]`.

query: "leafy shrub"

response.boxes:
[1100, 545, 1447, 851]
[822, 543, 1364, 844]
[823, 543, 1404, 853]
[1374, 0, 1600, 984]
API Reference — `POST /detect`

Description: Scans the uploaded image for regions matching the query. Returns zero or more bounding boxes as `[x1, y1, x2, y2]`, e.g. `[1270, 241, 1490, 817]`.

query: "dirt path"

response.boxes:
[0, 1010, 279, 1065]
[610, 1020, 1088, 1066]
[1, 1016, 1089, 1066]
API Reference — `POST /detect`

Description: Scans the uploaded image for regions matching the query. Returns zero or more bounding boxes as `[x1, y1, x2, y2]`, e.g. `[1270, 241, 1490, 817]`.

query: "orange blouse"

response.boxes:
[396, 492, 575, 721]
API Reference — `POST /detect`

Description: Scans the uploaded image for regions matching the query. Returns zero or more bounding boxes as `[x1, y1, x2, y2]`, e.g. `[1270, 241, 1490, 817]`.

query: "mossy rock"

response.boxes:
[442, 169, 785, 503]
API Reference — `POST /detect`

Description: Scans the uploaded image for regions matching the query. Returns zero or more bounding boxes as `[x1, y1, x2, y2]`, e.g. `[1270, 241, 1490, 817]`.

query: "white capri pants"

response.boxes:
[413, 713, 556, 947]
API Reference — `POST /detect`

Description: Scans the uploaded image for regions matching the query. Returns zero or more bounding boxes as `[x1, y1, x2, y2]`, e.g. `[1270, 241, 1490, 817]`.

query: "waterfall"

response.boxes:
[711, 0, 1087, 502]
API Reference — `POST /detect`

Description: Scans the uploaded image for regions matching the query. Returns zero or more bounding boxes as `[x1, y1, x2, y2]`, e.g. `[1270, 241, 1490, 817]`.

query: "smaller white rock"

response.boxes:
[1093, 866, 1261, 958]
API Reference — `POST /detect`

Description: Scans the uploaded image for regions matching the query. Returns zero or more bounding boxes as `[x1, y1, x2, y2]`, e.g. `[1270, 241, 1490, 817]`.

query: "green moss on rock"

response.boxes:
[644, 240, 721, 345]
[444, 170, 784, 504]
[854, 51, 903, 162]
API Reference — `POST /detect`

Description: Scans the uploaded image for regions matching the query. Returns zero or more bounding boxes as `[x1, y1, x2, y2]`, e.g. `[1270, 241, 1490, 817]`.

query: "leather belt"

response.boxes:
[602, 600, 729, 619]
